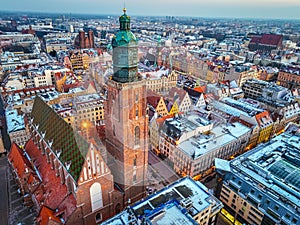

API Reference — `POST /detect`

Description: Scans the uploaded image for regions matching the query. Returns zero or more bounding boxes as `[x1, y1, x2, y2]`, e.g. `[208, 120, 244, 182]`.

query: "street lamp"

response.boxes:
[81, 121, 90, 140]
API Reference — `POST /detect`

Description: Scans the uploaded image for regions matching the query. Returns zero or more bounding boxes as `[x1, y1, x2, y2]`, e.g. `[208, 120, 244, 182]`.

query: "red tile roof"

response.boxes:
[255, 111, 273, 127]
[250, 34, 282, 47]
[8, 143, 34, 179]
[82, 80, 96, 91]
[260, 34, 282, 46]
[37, 205, 62, 225]
[168, 87, 187, 103]
[194, 86, 206, 93]
[156, 115, 174, 128]
[147, 96, 161, 108]
[24, 139, 76, 222]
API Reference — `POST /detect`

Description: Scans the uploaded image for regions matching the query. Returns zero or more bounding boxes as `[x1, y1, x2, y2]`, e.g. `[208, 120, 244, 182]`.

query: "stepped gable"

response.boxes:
[31, 96, 89, 181]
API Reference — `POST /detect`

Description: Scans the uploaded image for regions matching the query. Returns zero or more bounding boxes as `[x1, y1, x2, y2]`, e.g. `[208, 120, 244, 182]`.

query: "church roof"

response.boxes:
[25, 138, 77, 222]
[119, 8, 130, 23]
[31, 96, 89, 182]
[8, 143, 34, 179]
[112, 30, 137, 47]
[112, 8, 137, 47]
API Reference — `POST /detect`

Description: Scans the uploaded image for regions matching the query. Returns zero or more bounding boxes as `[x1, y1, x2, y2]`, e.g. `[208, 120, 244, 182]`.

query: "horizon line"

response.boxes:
[0, 10, 300, 21]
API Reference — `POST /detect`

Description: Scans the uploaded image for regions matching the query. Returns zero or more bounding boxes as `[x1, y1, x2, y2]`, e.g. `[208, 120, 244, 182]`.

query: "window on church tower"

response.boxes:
[133, 156, 137, 167]
[135, 126, 140, 146]
[135, 93, 139, 102]
[136, 107, 139, 118]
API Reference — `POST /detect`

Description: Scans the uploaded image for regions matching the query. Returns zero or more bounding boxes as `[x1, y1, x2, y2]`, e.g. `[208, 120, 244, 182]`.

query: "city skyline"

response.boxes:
[2, 0, 300, 19]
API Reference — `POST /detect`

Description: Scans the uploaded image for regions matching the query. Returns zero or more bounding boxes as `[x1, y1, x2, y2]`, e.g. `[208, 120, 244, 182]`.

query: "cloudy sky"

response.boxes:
[2, 0, 300, 19]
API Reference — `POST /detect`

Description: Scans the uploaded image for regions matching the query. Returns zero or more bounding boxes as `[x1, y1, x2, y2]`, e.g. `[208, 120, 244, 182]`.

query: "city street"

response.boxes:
[147, 150, 180, 189]
[217, 213, 233, 225]
[0, 92, 11, 152]
[0, 157, 8, 225]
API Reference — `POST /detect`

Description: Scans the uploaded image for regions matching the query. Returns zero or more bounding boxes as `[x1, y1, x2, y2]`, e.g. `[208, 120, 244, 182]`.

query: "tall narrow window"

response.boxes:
[135, 126, 140, 146]
[90, 182, 103, 211]
[133, 170, 137, 183]
[136, 107, 139, 118]
[135, 93, 139, 102]
[133, 156, 137, 167]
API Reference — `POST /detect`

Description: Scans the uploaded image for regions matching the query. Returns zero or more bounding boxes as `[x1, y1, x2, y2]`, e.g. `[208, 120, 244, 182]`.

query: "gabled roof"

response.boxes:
[250, 34, 282, 46]
[38, 206, 61, 225]
[82, 80, 96, 91]
[25, 138, 77, 221]
[31, 96, 89, 181]
[168, 87, 188, 104]
[260, 34, 282, 46]
[8, 143, 34, 179]
[183, 86, 202, 97]
[255, 111, 273, 127]
[147, 96, 161, 108]
[156, 115, 174, 128]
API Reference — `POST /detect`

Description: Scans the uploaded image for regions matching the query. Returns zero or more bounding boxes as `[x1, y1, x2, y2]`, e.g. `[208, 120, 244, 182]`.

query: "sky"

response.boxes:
[2, 0, 300, 19]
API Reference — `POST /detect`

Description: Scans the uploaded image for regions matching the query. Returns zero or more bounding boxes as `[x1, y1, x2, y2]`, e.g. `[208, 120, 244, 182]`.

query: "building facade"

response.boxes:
[215, 124, 300, 225]
[8, 96, 123, 225]
[105, 8, 148, 207]
[277, 66, 300, 89]
[101, 176, 223, 225]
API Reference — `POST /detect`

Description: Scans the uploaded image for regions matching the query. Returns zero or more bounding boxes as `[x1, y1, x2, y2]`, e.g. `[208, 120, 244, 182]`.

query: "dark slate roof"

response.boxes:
[31, 96, 89, 182]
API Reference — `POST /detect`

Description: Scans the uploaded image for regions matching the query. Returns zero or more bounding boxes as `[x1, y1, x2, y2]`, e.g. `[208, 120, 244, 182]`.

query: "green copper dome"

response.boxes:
[119, 8, 131, 31]
[112, 30, 137, 47]
[112, 8, 137, 47]
[119, 8, 130, 23]
[111, 8, 139, 83]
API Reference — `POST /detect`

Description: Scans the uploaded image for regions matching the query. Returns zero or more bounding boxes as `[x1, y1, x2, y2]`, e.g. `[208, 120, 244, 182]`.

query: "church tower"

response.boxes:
[105, 8, 148, 209]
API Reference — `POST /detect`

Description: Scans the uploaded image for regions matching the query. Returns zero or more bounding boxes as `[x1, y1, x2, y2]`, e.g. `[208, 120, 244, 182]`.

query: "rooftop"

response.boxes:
[5, 108, 25, 133]
[101, 177, 222, 225]
[216, 125, 300, 224]
[179, 122, 251, 159]
[31, 96, 90, 181]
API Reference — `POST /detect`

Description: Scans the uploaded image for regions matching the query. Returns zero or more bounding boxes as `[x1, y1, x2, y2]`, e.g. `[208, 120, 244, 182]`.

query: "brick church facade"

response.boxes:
[8, 8, 148, 225]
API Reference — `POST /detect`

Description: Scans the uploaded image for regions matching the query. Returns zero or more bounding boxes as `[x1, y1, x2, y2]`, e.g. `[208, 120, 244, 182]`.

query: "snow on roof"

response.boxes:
[225, 127, 300, 212]
[132, 176, 222, 218]
[179, 122, 251, 159]
[100, 211, 131, 225]
[150, 202, 198, 225]
[5, 108, 25, 133]
[141, 69, 170, 79]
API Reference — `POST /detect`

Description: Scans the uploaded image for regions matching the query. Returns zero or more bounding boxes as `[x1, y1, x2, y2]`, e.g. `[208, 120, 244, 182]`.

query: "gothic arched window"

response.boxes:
[90, 182, 103, 211]
[135, 126, 140, 146]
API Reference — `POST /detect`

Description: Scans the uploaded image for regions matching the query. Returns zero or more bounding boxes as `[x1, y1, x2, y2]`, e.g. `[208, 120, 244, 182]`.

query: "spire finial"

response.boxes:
[123, 0, 126, 14]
